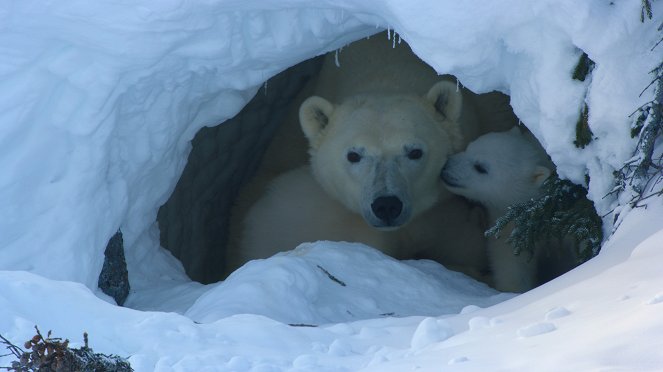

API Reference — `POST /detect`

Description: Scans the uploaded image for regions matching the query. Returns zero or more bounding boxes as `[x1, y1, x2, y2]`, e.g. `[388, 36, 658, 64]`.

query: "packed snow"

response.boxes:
[1, 0, 663, 371]
[185, 243, 512, 325]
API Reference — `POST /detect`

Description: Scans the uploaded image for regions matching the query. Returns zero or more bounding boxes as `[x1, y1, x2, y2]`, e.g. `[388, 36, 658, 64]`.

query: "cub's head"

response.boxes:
[299, 81, 464, 230]
[440, 127, 553, 214]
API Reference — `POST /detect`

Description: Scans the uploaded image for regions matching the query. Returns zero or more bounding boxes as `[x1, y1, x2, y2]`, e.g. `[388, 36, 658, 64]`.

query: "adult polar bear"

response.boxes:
[225, 32, 515, 279]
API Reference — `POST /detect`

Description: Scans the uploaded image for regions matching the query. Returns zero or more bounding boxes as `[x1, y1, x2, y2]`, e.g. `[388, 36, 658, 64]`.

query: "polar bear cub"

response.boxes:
[237, 81, 476, 265]
[441, 127, 561, 292]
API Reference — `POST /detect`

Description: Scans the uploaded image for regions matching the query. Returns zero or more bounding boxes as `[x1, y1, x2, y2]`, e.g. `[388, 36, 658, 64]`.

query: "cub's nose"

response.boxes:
[371, 196, 403, 224]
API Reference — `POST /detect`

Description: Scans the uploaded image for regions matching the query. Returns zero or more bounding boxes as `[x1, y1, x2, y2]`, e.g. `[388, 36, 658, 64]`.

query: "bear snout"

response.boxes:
[371, 196, 403, 225]
[440, 164, 463, 188]
[440, 172, 460, 188]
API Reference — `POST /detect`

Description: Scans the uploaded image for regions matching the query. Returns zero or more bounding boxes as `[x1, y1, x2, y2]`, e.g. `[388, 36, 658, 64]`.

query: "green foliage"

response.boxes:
[572, 52, 595, 82]
[574, 103, 593, 148]
[642, 0, 653, 22]
[630, 106, 650, 138]
[486, 174, 603, 263]
[572, 53, 596, 148]
[613, 31, 663, 210]
[98, 230, 130, 306]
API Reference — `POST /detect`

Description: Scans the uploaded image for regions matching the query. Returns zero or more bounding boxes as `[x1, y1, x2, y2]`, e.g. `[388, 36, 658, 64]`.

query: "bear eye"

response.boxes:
[407, 148, 423, 160]
[347, 151, 362, 163]
[474, 163, 488, 174]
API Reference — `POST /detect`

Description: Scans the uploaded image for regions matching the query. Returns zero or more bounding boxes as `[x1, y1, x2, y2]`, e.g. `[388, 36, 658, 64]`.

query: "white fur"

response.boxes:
[226, 32, 517, 278]
[442, 127, 576, 292]
[235, 82, 488, 273]
[300, 89, 463, 228]
[241, 167, 399, 258]
[243, 166, 490, 278]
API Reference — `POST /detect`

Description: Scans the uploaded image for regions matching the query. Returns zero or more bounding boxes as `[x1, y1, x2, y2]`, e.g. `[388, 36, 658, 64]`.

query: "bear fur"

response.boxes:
[441, 127, 576, 292]
[235, 81, 489, 277]
[225, 32, 517, 278]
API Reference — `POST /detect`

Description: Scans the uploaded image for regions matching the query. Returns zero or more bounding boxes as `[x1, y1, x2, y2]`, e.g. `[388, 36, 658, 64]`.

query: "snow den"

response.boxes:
[156, 33, 539, 288]
[3, 2, 663, 370]
[157, 56, 325, 284]
[3, 0, 655, 311]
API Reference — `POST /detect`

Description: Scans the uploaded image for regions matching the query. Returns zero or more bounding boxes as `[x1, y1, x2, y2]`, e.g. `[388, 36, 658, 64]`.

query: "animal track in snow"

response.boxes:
[517, 322, 556, 338]
[545, 306, 571, 320]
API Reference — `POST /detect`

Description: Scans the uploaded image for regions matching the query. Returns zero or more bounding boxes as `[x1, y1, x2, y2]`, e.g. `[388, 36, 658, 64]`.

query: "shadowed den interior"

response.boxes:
[156, 33, 530, 286]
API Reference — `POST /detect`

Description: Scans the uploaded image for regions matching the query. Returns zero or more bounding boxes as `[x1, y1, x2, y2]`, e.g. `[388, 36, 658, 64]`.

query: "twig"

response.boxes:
[316, 265, 347, 287]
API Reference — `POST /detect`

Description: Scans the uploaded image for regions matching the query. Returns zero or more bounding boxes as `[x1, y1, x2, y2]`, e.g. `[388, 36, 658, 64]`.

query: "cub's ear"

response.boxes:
[426, 81, 463, 122]
[299, 96, 335, 144]
[532, 165, 552, 187]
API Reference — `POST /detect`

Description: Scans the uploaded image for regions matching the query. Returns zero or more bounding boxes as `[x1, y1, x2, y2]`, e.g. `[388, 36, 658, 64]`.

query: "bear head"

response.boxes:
[299, 81, 464, 230]
[440, 127, 553, 215]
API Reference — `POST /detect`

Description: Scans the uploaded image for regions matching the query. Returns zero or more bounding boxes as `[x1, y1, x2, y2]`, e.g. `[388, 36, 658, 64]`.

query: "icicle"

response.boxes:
[456, 78, 460, 92]
[392, 32, 396, 48]
[398, 33, 402, 44]
[335, 49, 341, 68]
[387, 26, 391, 40]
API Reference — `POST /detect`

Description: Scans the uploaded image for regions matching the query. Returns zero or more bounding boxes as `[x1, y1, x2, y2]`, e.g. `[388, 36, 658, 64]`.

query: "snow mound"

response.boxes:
[187, 242, 512, 324]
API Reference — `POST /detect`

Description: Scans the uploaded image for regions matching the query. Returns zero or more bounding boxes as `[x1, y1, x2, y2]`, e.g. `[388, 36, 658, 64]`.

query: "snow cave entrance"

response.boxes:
[152, 31, 589, 290]
[156, 55, 325, 284]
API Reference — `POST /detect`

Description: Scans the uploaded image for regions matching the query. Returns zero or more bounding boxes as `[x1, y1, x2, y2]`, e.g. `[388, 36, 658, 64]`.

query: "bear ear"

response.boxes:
[426, 81, 463, 122]
[532, 166, 552, 187]
[299, 96, 335, 144]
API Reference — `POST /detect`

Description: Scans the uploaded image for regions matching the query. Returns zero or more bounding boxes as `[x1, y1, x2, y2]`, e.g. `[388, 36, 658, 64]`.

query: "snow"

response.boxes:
[1, 0, 663, 371]
[185, 243, 511, 325]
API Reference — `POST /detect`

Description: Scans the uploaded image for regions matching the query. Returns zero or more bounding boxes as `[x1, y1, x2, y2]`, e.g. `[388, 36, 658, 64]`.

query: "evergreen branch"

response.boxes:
[642, 0, 653, 23]
[486, 175, 603, 263]
[612, 32, 663, 217]
[574, 103, 593, 148]
[572, 52, 595, 82]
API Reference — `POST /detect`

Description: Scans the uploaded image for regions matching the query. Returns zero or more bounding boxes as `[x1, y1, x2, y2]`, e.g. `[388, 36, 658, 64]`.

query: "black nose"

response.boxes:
[371, 196, 403, 223]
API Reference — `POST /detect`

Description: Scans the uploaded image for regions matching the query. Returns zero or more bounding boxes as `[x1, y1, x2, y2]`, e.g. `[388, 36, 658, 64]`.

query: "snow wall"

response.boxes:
[2, 0, 662, 332]
[2, 2, 375, 290]
[156, 57, 323, 283]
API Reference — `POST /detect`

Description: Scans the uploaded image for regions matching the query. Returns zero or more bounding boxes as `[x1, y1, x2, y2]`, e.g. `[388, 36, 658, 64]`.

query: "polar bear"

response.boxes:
[225, 32, 516, 278]
[234, 82, 489, 279]
[441, 127, 575, 292]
